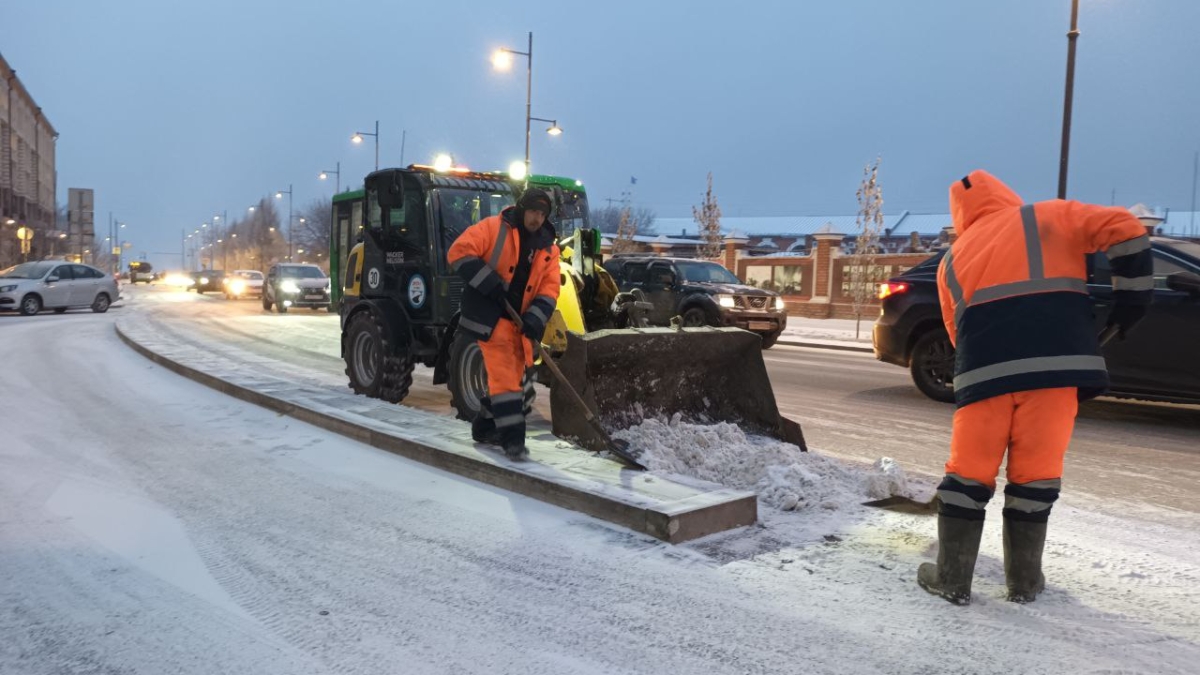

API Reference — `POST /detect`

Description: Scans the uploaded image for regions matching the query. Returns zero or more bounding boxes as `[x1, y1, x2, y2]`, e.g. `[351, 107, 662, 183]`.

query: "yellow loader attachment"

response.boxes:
[548, 327, 806, 457]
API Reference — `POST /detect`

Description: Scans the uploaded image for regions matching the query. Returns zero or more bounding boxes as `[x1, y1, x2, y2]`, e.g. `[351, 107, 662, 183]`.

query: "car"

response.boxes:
[603, 255, 787, 348]
[873, 237, 1200, 404]
[191, 270, 226, 294]
[223, 269, 265, 299]
[263, 263, 332, 313]
[0, 260, 121, 316]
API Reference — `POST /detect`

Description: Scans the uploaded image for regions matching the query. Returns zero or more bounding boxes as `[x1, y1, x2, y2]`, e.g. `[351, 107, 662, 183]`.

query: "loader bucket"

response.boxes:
[549, 327, 806, 456]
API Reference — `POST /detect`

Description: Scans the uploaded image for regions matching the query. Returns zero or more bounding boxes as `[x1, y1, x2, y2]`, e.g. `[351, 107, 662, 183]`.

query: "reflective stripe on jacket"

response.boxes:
[447, 207, 561, 340]
[937, 170, 1152, 407]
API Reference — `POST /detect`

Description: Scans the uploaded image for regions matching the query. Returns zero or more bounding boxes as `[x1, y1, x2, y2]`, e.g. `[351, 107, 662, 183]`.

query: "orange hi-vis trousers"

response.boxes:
[938, 387, 1078, 523]
[478, 319, 533, 432]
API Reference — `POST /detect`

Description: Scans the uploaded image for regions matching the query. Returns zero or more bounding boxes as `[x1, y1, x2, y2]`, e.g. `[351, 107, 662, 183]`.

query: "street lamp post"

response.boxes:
[276, 185, 293, 261]
[493, 32, 534, 176]
[352, 121, 379, 171]
[320, 161, 341, 193]
[1058, 0, 1081, 200]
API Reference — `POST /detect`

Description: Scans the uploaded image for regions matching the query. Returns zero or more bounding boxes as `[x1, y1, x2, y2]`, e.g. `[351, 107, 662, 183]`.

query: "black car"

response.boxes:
[873, 237, 1200, 404]
[191, 270, 226, 294]
[603, 256, 787, 348]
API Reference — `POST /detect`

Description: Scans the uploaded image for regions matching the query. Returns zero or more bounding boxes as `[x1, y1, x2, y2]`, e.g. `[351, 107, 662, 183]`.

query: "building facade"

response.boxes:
[1, 52, 58, 267]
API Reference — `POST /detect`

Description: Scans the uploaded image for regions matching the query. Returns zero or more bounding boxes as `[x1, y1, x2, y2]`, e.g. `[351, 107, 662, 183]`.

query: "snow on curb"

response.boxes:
[614, 416, 909, 512]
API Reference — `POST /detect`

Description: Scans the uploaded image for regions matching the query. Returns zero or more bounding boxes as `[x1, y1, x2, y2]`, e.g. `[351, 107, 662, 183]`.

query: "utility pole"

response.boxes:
[1057, 0, 1081, 199]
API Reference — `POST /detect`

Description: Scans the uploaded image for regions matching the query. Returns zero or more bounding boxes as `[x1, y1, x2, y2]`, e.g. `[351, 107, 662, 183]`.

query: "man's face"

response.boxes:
[522, 208, 547, 232]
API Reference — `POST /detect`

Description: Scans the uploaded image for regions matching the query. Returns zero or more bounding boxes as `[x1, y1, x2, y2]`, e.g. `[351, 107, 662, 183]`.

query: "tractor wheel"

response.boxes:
[448, 330, 488, 421]
[344, 310, 413, 404]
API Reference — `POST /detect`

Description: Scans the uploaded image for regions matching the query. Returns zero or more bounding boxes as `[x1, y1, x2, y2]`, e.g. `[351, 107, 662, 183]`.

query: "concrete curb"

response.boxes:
[114, 321, 757, 544]
[776, 339, 874, 353]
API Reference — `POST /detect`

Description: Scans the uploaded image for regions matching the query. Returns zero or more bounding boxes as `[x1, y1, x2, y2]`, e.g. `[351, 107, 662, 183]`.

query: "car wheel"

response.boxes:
[19, 294, 42, 316]
[910, 330, 956, 403]
[262, 295, 272, 311]
[344, 310, 414, 403]
[53, 307, 67, 314]
[760, 331, 780, 349]
[448, 330, 489, 421]
[91, 293, 111, 313]
[681, 306, 710, 327]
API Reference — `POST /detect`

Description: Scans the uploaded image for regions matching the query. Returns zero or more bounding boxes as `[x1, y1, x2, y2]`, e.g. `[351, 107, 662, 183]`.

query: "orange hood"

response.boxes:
[949, 170, 1024, 235]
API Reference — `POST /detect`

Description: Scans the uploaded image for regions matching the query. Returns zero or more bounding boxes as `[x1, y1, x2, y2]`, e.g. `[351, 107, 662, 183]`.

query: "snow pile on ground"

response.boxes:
[614, 415, 908, 511]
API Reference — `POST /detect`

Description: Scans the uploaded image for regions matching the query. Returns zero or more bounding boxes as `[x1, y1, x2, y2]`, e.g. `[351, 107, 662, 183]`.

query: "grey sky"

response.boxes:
[4, 0, 1199, 266]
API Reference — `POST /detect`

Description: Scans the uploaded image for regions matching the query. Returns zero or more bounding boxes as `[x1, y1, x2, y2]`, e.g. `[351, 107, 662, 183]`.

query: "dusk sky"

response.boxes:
[4, 0, 1199, 266]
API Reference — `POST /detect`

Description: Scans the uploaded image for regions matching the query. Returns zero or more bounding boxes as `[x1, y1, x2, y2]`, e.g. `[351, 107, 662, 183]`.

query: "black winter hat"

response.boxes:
[518, 188, 553, 217]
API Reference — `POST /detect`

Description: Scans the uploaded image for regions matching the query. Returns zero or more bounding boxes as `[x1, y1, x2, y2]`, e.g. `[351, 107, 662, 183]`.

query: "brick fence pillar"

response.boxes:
[812, 230, 846, 301]
[723, 232, 749, 273]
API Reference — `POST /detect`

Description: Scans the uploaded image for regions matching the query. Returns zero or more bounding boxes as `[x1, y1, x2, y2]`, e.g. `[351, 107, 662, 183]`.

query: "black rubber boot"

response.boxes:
[1003, 517, 1047, 603]
[471, 397, 499, 444]
[918, 515, 986, 606]
[499, 426, 528, 460]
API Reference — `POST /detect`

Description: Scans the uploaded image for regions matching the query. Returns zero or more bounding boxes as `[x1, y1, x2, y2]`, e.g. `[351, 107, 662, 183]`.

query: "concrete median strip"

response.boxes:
[114, 317, 756, 543]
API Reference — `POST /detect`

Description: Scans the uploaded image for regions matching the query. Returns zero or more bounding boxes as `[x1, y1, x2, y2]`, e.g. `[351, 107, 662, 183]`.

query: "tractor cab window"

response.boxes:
[436, 188, 513, 258]
[555, 188, 589, 238]
[385, 183, 429, 258]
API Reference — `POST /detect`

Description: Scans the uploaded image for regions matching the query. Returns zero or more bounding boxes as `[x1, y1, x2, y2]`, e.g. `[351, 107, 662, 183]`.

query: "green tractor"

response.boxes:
[334, 165, 806, 455]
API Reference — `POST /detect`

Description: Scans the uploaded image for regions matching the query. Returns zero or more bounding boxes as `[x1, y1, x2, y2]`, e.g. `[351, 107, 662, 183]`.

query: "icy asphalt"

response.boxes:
[1, 286, 1198, 674]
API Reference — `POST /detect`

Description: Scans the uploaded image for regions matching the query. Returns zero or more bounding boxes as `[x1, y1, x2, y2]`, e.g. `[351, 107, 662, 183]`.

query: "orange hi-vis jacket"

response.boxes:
[937, 170, 1153, 407]
[447, 207, 561, 341]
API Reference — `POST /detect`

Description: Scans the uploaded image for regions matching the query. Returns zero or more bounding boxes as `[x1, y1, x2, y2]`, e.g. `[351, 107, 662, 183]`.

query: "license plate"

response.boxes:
[748, 321, 774, 331]
[304, 294, 324, 300]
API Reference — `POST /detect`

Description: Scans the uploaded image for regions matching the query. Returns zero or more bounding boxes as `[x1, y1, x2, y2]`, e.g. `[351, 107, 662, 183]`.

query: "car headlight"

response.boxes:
[774, 297, 785, 311]
[199, 277, 210, 285]
[0, 285, 16, 293]
[281, 280, 300, 294]
[231, 280, 246, 294]
[717, 295, 736, 308]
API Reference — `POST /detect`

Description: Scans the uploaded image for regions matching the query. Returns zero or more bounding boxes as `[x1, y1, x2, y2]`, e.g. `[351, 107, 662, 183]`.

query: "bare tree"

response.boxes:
[592, 205, 657, 235]
[295, 197, 332, 266]
[693, 172, 723, 260]
[612, 207, 637, 254]
[849, 156, 885, 339]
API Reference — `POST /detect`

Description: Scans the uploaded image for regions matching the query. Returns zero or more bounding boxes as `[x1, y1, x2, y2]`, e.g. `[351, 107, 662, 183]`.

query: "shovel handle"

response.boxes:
[502, 300, 643, 469]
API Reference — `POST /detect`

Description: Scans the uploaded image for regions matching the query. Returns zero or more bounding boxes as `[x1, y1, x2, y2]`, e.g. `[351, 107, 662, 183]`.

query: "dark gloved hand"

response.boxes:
[1106, 303, 1147, 340]
[486, 281, 509, 307]
[520, 311, 546, 343]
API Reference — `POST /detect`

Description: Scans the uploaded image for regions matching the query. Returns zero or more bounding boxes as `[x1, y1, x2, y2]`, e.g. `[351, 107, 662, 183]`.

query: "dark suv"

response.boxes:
[873, 238, 1200, 404]
[603, 256, 787, 348]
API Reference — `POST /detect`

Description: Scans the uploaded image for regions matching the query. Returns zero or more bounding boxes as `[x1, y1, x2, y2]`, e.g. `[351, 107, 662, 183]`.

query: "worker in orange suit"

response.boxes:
[447, 189, 560, 460]
[919, 170, 1153, 605]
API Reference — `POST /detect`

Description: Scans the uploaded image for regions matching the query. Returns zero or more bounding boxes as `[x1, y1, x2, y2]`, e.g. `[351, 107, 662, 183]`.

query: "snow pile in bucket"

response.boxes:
[613, 415, 908, 511]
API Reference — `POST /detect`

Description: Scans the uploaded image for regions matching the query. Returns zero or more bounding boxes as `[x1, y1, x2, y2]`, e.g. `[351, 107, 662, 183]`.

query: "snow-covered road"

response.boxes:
[2, 295, 1199, 674]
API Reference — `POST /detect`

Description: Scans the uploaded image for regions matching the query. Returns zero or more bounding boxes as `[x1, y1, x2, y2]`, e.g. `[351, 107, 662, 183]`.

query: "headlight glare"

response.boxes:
[281, 280, 300, 294]
[717, 295, 736, 308]
[774, 297, 785, 311]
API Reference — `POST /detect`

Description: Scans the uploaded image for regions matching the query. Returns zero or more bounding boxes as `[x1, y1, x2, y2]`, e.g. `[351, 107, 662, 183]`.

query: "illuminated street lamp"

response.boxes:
[352, 121, 380, 170]
[320, 161, 341, 193]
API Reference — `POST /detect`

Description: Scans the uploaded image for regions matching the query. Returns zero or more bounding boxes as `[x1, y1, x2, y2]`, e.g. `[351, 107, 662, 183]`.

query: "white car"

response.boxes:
[0, 261, 121, 315]
[224, 269, 265, 299]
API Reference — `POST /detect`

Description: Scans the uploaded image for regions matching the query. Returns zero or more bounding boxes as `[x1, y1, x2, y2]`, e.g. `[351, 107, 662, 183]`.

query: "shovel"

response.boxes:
[503, 300, 646, 470]
[865, 325, 1121, 514]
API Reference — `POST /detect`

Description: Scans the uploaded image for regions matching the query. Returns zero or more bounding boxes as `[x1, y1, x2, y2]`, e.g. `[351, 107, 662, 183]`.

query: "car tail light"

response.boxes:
[878, 282, 909, 300]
